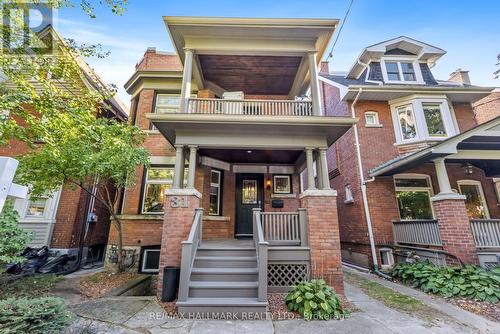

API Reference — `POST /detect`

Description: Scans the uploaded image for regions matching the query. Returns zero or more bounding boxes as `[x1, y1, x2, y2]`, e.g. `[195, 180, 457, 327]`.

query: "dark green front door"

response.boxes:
[235, 173, 264, 238]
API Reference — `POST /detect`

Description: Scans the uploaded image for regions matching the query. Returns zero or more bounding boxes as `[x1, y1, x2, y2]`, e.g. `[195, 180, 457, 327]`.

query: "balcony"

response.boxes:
[186, 97, 312, 116]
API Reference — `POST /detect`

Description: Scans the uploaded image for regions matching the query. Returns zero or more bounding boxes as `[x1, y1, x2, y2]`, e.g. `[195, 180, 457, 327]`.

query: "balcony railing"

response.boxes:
[186, 97, 313, 116]
[470, 219, 500, 248]
[392, 220, 442, 246]
[259, 209, 308, 246]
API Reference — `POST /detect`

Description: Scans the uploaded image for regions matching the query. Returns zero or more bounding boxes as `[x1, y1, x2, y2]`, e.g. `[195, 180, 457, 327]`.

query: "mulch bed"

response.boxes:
[79, 272, 142, 299]
[448, 298, 500, 323]
[268, 293, 357, 320]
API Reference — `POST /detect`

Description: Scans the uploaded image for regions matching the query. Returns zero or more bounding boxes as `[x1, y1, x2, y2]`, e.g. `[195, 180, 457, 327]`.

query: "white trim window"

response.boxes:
[457, 180, 490, 219]
[380, 57, 424, 84]
[394, 175, 434, 220]
[155, 94, 181, 114]
[14, 189, 61, 222]
[140, 247, 160, 273]
[391, 96, 457, 144]
[142, 167, 174, 214]
[208, 169, 222, 216]
[365, 111, 381, 127]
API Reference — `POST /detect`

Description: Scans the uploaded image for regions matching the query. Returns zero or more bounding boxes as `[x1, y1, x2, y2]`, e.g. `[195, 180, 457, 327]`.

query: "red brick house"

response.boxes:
[0, 26, 128, 266]
[319, 36, 500, 271]
[115, 16, 357, 315]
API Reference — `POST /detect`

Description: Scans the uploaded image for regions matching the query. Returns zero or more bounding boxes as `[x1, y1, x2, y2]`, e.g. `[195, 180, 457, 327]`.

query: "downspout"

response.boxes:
[350, 88, 392, 280]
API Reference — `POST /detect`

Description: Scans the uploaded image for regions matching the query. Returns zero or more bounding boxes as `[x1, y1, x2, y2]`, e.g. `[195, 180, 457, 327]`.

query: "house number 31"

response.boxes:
[170, 196, 189, 208]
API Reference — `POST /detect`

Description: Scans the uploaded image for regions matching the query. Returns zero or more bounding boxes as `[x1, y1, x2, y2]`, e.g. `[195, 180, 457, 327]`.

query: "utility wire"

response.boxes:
[327, 0, 355, 59]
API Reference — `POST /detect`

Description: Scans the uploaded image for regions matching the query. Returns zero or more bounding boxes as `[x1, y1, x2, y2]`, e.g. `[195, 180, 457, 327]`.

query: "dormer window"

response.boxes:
[381, 58, 424, 84]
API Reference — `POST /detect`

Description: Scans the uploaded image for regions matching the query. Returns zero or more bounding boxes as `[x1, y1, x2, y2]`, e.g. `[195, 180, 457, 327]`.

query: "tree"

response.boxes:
[0, 201, 32, 271]
[15, 113, 149, 272]
[495, 53, 500, 79]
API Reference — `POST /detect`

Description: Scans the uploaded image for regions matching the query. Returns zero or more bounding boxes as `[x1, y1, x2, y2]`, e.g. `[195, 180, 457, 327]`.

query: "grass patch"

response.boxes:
[0, 274, 62, 299]
[344, 271, 447, 324]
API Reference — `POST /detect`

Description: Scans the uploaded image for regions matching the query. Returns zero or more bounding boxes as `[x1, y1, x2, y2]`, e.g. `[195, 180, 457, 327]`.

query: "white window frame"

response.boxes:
[141, 166, 174, 215]
[209, 169, 222, 216]
[364, 111, 382, 127]
[394, 174, 435, 220]
[141, 248, 160, 273]
[494, 178, 500, 205]
[457, 180, 490, 219]
[395, 104, 419, 141]
[390, 95, 457, 145]
[380, 57, 424, 84]
[379, 248, 395, 270]
[155, 93, 181, 114]
[14, 188, 61, 223]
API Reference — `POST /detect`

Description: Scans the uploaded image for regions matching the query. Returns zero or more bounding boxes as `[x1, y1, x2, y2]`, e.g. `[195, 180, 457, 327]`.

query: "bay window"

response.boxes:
[394, 176, 434, 220]
[391, 96, 457, 144]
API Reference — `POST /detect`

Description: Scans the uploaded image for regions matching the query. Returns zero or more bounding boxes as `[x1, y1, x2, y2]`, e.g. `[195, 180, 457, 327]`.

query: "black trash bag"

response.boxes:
[38, 254, 76, 274]
[5, 246, 50, 275]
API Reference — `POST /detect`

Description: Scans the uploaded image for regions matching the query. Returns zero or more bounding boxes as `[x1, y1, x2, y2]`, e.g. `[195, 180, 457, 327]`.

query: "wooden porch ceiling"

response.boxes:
[198, 55, 302, 95]
[199, 148, 302, 164]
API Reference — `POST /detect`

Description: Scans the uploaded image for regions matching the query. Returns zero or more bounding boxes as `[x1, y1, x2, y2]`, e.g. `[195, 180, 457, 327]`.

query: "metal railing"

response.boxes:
[470, 219, 500, 248]
[186, 98, 313, 116]
[260, 209, 308, 246]
[253, 208, 269, 302]
[178, 208, 203, 302]
[392, 219, 442, 246]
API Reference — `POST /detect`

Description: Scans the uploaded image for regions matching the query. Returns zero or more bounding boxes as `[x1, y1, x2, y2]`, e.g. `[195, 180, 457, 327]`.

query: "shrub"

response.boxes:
[392, 261, 500, 303]
[0, 297, 73, 334]
[0, 201, 32, 269]
[285, 279, 349, 320]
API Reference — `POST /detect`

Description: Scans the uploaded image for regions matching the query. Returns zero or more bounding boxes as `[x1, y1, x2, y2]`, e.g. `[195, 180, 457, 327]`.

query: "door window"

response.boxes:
[242, 180, 258, 204]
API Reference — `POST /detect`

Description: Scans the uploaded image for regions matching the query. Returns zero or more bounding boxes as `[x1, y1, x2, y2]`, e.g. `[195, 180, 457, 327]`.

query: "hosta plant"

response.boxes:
[285, 279, 349, 320]
[392, 261, 500, 303]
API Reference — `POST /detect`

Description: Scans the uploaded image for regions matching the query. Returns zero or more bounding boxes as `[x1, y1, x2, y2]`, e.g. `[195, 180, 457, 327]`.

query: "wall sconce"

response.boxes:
[463, 163, 473, 175]
[266, 178, 272, 191]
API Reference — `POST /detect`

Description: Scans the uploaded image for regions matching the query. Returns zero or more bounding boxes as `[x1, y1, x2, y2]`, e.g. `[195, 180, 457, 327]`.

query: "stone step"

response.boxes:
[190, 267, 258, 282]
[194, 256, 257, 268]
[177, 297, 267, 319]
[188, 281, 258, 298]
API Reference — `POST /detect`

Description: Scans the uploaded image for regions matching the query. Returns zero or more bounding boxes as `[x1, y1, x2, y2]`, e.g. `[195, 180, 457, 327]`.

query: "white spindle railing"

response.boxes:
[178, 208, 203, 302]
[260, 212, 302, 246]
[470, 219, 500, 248]
[186, 98, 312, 116]
[392, 220, 442, 246]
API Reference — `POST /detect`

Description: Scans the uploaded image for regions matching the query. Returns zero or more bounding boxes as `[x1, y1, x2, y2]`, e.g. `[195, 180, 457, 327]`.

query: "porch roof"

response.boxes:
[369, 116, 500, 177]
[163, 16, 338, 97]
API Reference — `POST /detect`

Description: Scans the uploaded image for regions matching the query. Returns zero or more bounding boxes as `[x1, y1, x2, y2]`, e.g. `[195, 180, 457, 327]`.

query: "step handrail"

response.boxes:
[252, 208, 268, 302]
[178, 208, 203, 302]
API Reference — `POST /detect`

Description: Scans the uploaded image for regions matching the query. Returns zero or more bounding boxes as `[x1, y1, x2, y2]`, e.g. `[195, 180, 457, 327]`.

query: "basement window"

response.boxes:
[140, 247, 160, 274]
[379, 248, 394, 269]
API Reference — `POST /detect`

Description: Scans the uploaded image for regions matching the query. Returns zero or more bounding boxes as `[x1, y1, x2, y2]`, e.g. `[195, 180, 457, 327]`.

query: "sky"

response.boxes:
[54, 0, 500, 108]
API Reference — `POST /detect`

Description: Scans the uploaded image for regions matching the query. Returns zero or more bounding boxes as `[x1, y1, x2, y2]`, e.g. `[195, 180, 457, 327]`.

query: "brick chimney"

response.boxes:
[449, 69, 471, 85]
[320, 61, 330, 74]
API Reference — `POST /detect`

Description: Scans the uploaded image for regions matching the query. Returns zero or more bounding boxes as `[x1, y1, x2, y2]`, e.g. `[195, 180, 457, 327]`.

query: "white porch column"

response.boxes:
[434, 158, 452, 195]
[305, 147, 317, 190]
[173, 145, 185, 189]
[307, 51, 322, 116]
[318, 148, 331, 190]
[314, 151, 323, 190]
[180, 48, 194, 113]
[187, 145, 198, 189]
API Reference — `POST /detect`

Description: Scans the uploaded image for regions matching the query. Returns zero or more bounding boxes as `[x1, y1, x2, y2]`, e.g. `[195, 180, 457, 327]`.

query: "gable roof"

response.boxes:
[347, 36, 446, 79]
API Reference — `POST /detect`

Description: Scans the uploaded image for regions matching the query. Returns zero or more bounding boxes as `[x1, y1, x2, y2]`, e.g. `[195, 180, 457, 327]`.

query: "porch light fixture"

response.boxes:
[266, 178, 272, 191]
[463, 163, 473, 175]
[247, 150, 252, 154]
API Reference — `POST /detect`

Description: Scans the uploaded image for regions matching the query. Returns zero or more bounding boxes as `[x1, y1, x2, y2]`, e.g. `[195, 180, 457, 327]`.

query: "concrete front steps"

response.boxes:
[176, 242, 268, 317]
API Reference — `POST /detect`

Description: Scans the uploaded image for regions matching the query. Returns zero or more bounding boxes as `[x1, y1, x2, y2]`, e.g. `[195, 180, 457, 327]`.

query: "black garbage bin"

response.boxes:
[162, 266, 180, 302]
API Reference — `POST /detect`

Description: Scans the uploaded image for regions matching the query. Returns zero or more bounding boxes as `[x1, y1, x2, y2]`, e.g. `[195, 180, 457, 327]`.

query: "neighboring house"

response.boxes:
[117, 16, 356, 314]
[319, 36, 500, 271]
[473, 87, 500, 124]
[0, 25, 128, 264]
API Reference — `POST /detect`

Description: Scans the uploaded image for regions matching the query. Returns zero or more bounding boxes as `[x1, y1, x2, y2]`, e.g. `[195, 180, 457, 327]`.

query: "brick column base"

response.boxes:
[157, 189, 201, 299]
[432, 196, 478, 265]
[300, 190, 344, 294]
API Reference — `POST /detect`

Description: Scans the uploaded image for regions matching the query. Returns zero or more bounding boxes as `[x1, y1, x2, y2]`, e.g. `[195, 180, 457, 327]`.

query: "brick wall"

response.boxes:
[473, 92, 500, 125]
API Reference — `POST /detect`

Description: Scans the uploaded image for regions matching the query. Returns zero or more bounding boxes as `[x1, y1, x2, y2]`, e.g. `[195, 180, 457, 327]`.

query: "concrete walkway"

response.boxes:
[64, 270, 500, 334]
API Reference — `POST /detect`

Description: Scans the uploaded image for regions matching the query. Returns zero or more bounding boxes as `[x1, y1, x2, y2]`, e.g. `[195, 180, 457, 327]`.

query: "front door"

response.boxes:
[235, 173, 264, 238]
